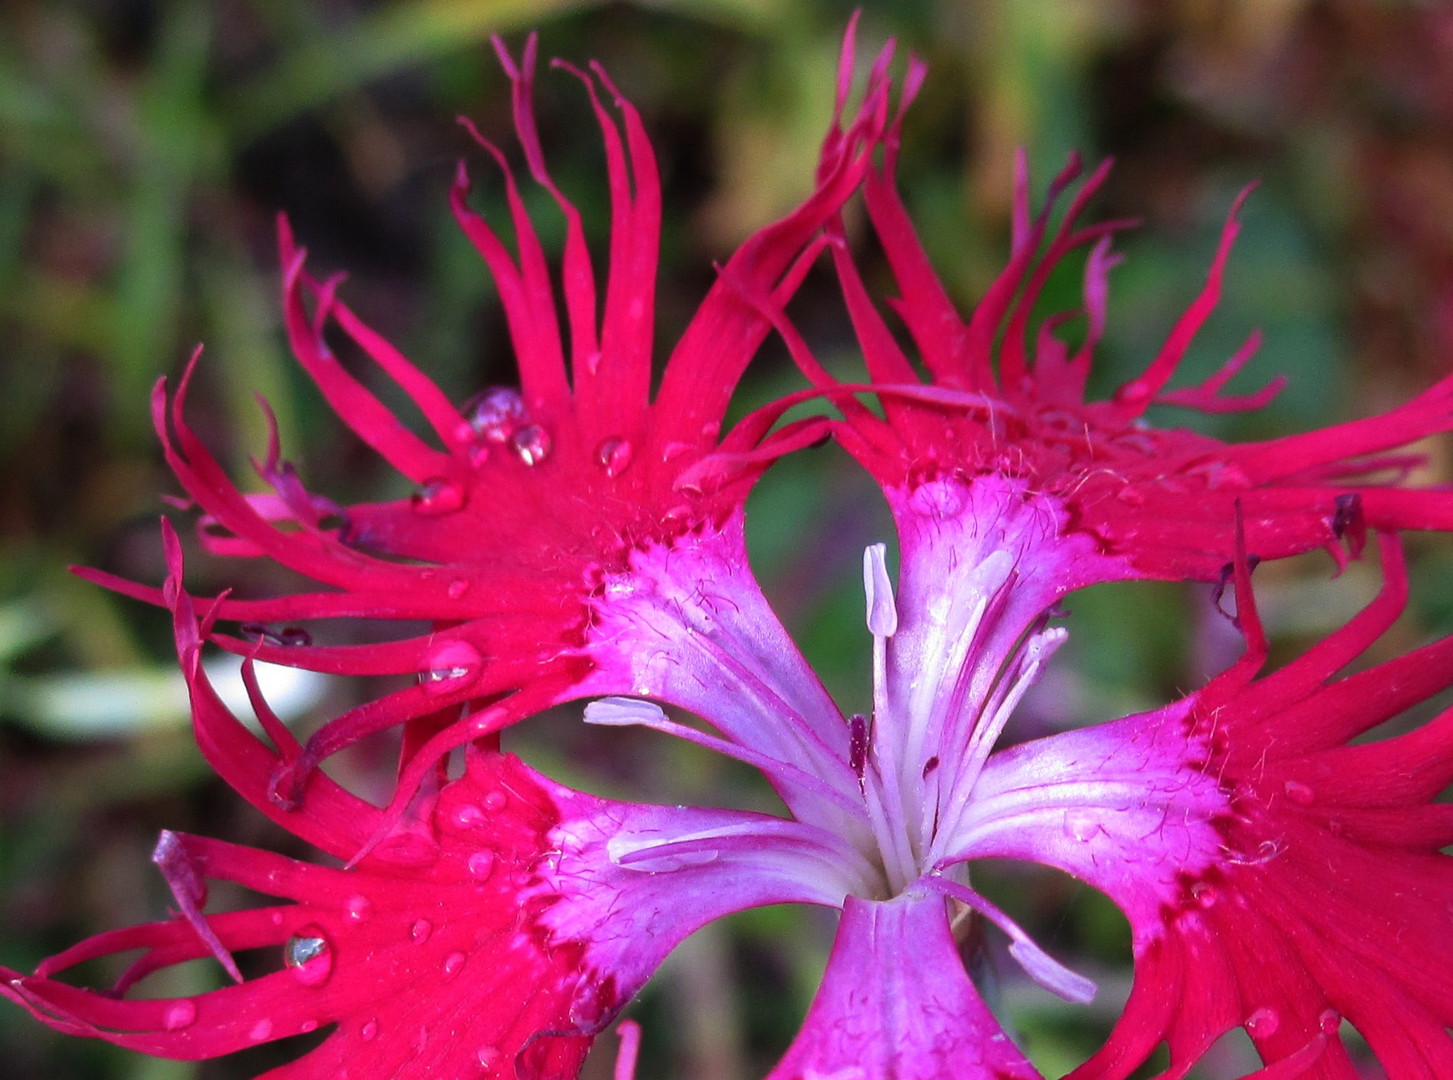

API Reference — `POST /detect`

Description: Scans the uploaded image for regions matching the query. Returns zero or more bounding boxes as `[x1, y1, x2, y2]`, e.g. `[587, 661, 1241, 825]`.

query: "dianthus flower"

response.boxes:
[7, 22, 1453, 1080]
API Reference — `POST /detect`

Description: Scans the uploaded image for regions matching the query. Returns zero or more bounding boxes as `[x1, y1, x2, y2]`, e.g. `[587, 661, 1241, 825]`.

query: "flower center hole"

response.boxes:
[961, 859, 1133, 1077]
[744, 443, 893, 716]
[505, 703, 787, 816]
[582, 904, 833, 1080]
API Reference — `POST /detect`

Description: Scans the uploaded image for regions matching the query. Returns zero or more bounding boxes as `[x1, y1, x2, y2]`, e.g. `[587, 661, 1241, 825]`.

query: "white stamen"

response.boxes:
[584, 696, 668, 727]
[862, 543, 898, 638]
[921, 873, 1097, 1004]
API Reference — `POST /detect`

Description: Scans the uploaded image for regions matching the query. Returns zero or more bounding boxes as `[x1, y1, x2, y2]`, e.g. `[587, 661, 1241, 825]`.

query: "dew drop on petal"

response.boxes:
[442, 951, 466, 980]
[451, 803, 486, 829]
[250, 1019, 274, 1042]
[284, 931, 333, 987]
[569, 981, 609, 1030]
[1319, 1008, 1341, 1034]
[419, 641, 483, 695]
[1062, 810, 1101, 843]
[595, 437, 633, 477]
[1190, 882, 1217, 909]
[409, 918, 433, 944]
[476, 1044, 503, 1069]
[360, 1019, 379, 1043]
[412, 478, 466, 516]
[447, 579, 470, 600]
[482, 790, 507, 812]
[469, 388, 526, 443]
[1283, 780, 1315, 805]
[162, 1000, 196, 1031]
[512, 424, 552, 466]
[1245, 1007, 1280, 1038]
[467, 851, 495, 881]
[468, 445, 491, 469]
[344, 894, 372, 922]
[300, 1019, 319, 1034]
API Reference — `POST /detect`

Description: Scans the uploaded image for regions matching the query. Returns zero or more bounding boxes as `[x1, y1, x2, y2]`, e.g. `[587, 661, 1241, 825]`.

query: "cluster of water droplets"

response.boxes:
[446, 786, 512, 889]
[413, 386, 639, 516]
[449, 387, 554, 473]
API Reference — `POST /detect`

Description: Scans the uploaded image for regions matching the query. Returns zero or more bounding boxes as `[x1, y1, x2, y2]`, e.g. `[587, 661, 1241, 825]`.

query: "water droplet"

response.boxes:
[1114, 484, 1146, 506]
[1190, 882, 1218, 909]
[700, 420, 721, 441]
[162, 1000, 196, 1031]
[447, 579, 469, 600]
[442, 951, 466, 979]
[419, 641, 482, 695]
[300, 1019, 319, 1034]
[1037, 408, 1078, 432]
[618, 849, 719, 873]
[1318, 1008, 1340, 1033]
[569, 981, 610, 1030]
[1245, 1006, 1280, 1038]
[284, 931, 333, 987]
[250, 1019, 274, 1042]
[1283, 780, 1315, 805]
[511, 424, 552, 466]
[1062, 810, 1101, 843]
[1114, 431, 1159, 456]
[476, 1043, 503, 1069]
[409, 918, 433, 944]
[344, 894, 373, 922]
[467, 851, 495, 881]
[482, 791, 506, 812]
[661, 502, 693, 526]
[451, 803, 486, 829]
[360, 1019, 379, 1043]
[603, 576, 641, 600]
[412, 478, 466, 516]
[595, 437, 633, 477]
[469, 388, 526, 443]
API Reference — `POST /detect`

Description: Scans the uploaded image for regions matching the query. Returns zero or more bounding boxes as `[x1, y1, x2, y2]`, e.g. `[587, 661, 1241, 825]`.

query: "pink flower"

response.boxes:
[79, 32, 894, 828]
[794, 64, 1453, 590]
[2, 523, 855, 1076]
[8, 21, 1453, 1080]
[1064, 533, 1453, 1077]
[3, 29, 899, 1078]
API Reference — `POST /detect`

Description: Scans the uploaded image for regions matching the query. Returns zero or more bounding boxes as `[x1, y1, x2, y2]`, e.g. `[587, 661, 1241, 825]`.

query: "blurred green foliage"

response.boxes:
[3, 1, 1451, 1077]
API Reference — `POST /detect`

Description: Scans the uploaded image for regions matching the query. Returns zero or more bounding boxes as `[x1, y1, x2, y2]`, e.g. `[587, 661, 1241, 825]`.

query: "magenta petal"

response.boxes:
[765, 893, 1042, 1080]
[2, 750, 606, 1077]
[536, 788, 884, 1017]
[583, 513, 868, 840]
[832, 140, 1453, 581]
